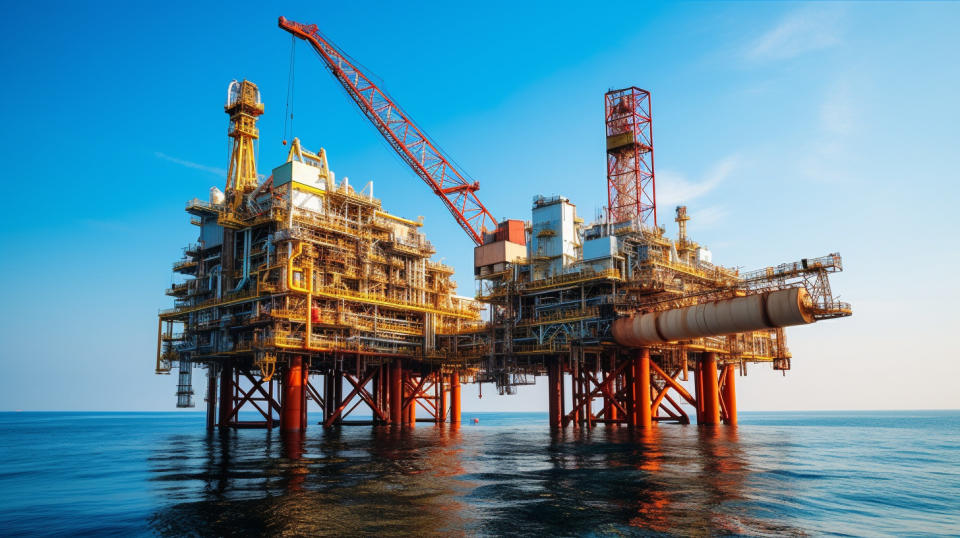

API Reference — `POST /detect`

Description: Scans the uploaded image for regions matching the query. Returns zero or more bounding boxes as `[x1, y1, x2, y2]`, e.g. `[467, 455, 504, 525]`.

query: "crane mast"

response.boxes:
[278, 17, 497, 246]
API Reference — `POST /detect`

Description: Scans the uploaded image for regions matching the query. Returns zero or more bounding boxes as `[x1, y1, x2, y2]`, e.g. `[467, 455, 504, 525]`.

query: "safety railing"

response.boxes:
[523, 268, 620, 292]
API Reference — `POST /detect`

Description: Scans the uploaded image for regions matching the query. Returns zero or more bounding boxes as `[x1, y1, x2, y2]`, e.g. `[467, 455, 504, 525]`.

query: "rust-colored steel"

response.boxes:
[700, 353, 721, 425]
[300, 364, 308, 431]
[450, 372, 461, 426]
[585, 366, 593, 428]
[605, 356, 618, 423]
[547, 361, 561, 429]
[438, 373, 446, 423]
[637, 349, 652, 429]
[571, 360, 581, 426]
[693, 360, 704, 424]
[625, 358, 636, 427]
[722, 363, 738, 425]
[405, 371, 416, 425]
[281, 356, 305, 431]
[390, 361, 402, 425]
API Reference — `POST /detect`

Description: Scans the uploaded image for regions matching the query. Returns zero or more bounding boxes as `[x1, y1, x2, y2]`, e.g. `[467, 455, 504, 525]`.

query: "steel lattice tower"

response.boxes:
[605, 87, 656, 226]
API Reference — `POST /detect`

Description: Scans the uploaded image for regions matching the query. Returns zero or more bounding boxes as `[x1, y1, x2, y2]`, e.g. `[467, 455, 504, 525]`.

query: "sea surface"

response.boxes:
[0, 411, 957, 536]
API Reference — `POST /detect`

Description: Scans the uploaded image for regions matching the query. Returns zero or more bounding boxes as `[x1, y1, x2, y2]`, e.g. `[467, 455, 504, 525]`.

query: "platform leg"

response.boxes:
[450, 371, 461, 426]
[206, 364, 217, 431]
[700, 352, 721, 425]
[390, 360, 402, 425]
[282, 356, 304, 431]
[637, 348, 652, 429]
[722, 363, 737, 425]
[218, 361, 233, 429]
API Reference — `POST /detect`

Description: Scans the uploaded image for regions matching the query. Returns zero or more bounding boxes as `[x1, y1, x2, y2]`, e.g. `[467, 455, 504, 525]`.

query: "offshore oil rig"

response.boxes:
[156, 17, 851, 431]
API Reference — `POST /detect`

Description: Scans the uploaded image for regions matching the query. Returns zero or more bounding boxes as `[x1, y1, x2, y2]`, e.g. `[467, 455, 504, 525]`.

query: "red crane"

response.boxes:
[278, 17, 497, 246]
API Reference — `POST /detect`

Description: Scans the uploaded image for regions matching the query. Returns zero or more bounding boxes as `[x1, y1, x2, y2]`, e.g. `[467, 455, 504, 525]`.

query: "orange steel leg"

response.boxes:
[403, 371, 411, 425]
[300, 365, 308, 431]
[282, 356, 304, 431]
[722, 363, 737, 425]
[693, 360, 703, 424]
[407, 372, 417, 425]
[701, 353, 721, 425]
[638, 349, 652, 429]
[438, 372, 446, 423]
[218, 361, 233, 429]
[607, 370, 618, 424]
[625, 357, 636, 427]
[607, 355, 618, 424]
[571, 360, 580, 426]
[450, 371, 461, 426]
[390, 360, 402, 425]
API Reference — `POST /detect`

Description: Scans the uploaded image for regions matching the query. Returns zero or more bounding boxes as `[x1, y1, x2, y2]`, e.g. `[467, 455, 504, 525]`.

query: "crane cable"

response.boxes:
[283, 35, 296, 145]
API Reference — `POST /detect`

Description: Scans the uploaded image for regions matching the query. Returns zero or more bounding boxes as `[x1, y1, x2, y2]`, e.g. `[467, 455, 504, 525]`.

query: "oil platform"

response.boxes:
[156, 17, 852, 431]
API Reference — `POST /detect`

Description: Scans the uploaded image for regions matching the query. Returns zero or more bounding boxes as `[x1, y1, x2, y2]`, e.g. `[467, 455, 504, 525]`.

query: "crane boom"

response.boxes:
[278, 17, 497, 245]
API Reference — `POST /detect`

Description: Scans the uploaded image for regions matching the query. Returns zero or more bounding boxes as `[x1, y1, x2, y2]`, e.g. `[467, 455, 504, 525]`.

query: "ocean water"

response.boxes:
[0, 411, 957, 536]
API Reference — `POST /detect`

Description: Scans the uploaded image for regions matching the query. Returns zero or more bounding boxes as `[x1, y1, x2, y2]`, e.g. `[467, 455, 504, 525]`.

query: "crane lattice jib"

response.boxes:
[278, 17, 497, 246]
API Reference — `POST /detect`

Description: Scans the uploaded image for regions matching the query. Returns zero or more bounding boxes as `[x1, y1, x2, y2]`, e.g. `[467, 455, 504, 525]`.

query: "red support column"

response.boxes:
[625, 357, 636, 427]
[700, 353, 721, 425]
[606, 356, 618, 424]
[206, 365, 217, 431]
[406, 372, 416, 426]
[300, 363, 308, 431]
[637, 348, 652, 429]
[390, 360, 402, 425]
[693, 360, 704, 424]
[218, 361, 233, 429]
[450, 371, 461, 426]
[282, 356, 304, 431]
[585, 365, 593, 428]
[438, 372, 447, 423]
[371, 367, 380, 424]
[560, 364, 566, 421]
[571, 360, 580, 426]
[722, 363, 738, 425]
[334, 368, 343, 418]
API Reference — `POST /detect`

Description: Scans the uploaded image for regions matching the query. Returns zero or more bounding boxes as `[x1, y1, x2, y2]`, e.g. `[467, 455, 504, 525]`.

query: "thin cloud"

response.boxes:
[689, 205, 729, 228]
[657, 156, 738, 209]
[155, 152, 226, 177]
[746, 6, 843, 62]
[820, 79, 854, 136]
[802, 79, 858, 183]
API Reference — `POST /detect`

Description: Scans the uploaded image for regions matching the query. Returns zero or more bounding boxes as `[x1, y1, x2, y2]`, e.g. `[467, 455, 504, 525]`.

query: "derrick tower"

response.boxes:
[605, 87, 656, 225]
[224, 80, 264, 209]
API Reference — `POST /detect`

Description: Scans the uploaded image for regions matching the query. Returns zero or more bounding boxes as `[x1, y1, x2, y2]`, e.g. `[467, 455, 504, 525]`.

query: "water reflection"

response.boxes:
[149, 423, 802, 535]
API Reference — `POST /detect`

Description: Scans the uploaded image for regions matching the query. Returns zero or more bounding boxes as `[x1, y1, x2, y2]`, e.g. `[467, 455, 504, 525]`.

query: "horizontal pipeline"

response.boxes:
[612, 287, 813, 347]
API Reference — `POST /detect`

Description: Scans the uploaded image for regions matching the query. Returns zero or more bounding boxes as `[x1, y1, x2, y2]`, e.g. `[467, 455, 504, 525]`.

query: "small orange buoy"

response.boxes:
[473, 418, 479, 424]
[282, 139, 287, 145]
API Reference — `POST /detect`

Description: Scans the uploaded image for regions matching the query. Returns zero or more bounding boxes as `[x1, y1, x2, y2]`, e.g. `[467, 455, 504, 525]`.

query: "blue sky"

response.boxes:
[1, 1, 957, 411]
